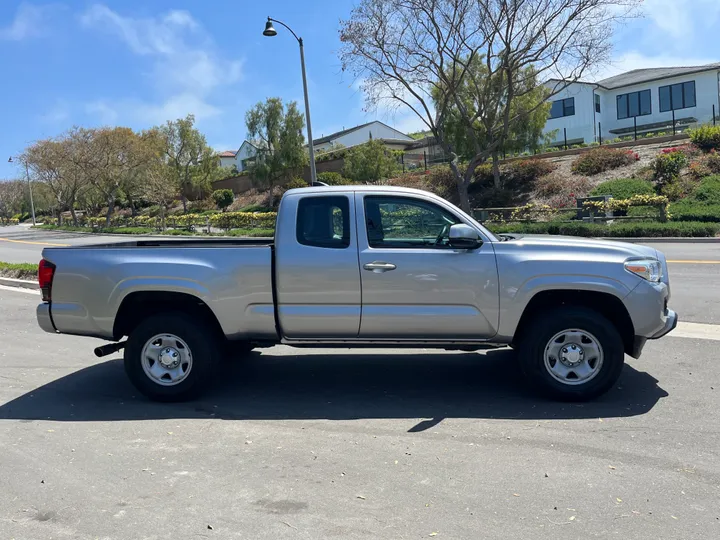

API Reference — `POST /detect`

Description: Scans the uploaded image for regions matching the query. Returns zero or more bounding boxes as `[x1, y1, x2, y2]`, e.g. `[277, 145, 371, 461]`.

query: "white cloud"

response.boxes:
[641, 0, 720, 40]
[39, 100, 71, 124]
[0, 3, 53, 40]
[79, 4, 242, 125]
[84, 101, 119, 125]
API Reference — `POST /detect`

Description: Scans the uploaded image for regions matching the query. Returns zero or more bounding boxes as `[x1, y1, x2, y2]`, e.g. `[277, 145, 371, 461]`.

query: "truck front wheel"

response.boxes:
[517, 307, 624, 401]
[124, 312, 219, 402]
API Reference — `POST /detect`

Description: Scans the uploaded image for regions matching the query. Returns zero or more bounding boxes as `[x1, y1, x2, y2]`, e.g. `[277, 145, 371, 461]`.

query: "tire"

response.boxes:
[124, 312, 220, 402]
[517, 306, 624, 401]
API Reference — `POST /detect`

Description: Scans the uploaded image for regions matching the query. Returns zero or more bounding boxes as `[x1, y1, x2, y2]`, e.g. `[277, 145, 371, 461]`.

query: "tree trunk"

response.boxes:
[128, 195, 136, 217]
[70, 207, 78, 227]
[491, 152, 502, 189]
[160, 205, 166, 231]
[181, 195, 188, 214]
[448, 160, 471, 213]
[105, 198, 115, 228]
[267, 178, 275, 208]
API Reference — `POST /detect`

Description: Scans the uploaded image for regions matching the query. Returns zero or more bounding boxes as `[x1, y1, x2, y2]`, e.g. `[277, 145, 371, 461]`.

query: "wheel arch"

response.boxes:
[113, 291, 224, 341]
[513, 289, 635, 357]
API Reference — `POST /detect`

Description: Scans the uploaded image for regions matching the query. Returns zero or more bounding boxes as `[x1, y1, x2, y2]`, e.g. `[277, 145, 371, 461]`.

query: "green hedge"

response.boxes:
[590, 178, 655, 199]
[488, 221, 719, 237]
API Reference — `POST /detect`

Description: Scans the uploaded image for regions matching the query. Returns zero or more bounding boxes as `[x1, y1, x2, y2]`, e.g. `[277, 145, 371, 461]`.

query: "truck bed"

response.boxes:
[60, 238, 274, 249]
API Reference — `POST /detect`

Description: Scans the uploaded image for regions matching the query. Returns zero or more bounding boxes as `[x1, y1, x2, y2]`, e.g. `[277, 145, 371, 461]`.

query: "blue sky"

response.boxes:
[1, 0, 719, 179]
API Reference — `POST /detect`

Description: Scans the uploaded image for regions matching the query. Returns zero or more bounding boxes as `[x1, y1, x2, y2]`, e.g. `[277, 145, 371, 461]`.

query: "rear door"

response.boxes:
[274, 192, 361, 338]
[356, 193, 499, 340]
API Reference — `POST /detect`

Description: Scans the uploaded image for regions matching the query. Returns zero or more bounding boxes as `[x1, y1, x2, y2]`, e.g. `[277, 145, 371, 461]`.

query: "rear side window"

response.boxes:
[296, 195, 351, 249]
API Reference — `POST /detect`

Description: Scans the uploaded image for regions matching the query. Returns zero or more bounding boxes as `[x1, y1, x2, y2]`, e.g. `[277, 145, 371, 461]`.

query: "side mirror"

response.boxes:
[449, 224, 482, 249]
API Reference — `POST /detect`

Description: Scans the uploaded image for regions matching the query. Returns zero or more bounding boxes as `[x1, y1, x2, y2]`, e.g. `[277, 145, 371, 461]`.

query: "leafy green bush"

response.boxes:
[316, 171, 352, 185]
[284, 178, 309, 190]
[239, 204, 273, 213]
[685, 175, 720, 204]
[669, 201, 720, 222]
[652, 150, 689, 183]
[212, 189, 234, 211]
[570, 147, 638, 175]
[689, 125, 720, 151]
[590, 178, 654, 199]
[343, 140, 400, 182]
[489, 221, 719, 237]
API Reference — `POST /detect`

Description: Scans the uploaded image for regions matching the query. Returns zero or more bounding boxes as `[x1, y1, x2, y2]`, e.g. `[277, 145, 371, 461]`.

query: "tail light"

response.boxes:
[38, 259, 56, 302]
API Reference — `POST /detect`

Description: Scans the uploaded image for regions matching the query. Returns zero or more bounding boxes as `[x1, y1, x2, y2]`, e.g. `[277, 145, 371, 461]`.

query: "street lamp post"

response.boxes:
[263, 17, 317, 185]
[8, 156, 36, 225]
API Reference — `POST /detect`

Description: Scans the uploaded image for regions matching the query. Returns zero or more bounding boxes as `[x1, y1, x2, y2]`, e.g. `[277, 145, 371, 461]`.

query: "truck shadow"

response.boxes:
[0, 349, 667, 429]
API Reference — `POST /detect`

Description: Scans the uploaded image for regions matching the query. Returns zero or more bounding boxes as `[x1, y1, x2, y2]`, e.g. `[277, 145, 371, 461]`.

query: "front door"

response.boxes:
[356, 194, 499, 340]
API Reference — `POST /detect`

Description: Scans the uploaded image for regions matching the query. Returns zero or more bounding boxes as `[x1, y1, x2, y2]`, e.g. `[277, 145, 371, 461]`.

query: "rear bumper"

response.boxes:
[36, 303, 57, 334]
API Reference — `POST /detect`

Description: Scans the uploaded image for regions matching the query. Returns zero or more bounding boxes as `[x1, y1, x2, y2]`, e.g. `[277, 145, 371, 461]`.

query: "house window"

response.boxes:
[595, 94, 601, 113]
[549, 97, 575, 119]
[659, 81, 696, 112]
[617, 89, 651, 120]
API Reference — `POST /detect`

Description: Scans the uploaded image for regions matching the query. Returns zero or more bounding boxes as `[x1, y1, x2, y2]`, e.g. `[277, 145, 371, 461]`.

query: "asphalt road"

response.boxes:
[2, 224, 720, 324]
[1, 286, 720, 539]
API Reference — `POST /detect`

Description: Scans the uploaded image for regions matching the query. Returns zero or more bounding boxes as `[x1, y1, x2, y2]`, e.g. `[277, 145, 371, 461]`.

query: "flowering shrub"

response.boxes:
[583, 194, 669, 221]
[570, 147, 638, 175]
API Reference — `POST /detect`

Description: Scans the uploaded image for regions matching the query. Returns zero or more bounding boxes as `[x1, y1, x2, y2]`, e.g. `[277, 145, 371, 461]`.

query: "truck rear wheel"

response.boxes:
[517, 306, 624, 401]
[124, 313, 219, 402]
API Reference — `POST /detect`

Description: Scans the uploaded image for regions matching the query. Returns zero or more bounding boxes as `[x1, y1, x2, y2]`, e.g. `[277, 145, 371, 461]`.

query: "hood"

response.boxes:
[504, 234, 660, 260]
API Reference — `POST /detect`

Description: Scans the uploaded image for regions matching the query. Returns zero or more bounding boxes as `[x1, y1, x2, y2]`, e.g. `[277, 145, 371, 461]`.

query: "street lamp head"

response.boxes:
[263, 19, 277, 37]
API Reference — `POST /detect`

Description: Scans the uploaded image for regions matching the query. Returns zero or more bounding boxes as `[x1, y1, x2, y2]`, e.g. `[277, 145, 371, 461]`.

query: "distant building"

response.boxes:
[312, 120, 414, 153]
[217, 140, 259, 172]
[542, 62, 720, 145]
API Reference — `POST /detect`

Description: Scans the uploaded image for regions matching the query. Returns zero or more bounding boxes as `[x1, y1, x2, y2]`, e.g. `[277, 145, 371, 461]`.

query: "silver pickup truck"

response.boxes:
[36, 185, 677, 402]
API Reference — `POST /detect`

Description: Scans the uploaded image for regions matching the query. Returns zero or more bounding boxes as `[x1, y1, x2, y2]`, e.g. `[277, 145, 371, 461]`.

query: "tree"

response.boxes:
[156, 115, 219, 212]
[212, 189, 234, 212]
[0, 180, 25, 224]
[139, 128, 180, 230]
[245, 97, 307, 206]
[83, 127, 154, 226]
[343, 139, 399, 182]
[339, 0, 639, 211]
[438, 60, 552, 188]
[23, 132, 89, 226]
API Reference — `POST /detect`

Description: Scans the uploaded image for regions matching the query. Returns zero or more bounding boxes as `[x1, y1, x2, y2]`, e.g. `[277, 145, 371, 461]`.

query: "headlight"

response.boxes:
[624, 259, 662, 282]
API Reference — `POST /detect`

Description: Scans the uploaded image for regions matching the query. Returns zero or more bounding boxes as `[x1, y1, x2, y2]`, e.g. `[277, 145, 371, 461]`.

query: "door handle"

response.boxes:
[363, 261, 397, 273]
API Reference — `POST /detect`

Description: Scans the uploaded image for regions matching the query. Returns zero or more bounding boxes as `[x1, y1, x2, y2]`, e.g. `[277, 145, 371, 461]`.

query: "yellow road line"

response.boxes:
[668, 260, 720, 264]
[0, 237, 70, 247]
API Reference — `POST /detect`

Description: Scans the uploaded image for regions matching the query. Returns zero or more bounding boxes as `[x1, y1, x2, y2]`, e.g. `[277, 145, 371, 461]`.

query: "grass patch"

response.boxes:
[0, 262, 37, 279]
[488, 220, 720, 238]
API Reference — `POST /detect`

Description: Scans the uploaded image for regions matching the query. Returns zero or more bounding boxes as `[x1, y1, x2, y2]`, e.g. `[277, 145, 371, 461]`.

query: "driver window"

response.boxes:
[364, 196, 461, 249]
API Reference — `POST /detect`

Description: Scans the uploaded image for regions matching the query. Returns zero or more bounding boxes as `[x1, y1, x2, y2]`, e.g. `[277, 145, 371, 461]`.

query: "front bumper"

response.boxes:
[36, 303, 57, 334]
[629, 309, 677, 359]
[650, 309, 678, 339]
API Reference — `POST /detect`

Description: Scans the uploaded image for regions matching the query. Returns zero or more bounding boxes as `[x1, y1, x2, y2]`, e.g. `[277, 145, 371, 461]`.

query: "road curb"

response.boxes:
[0, 276, 38, 290]
[599, 237, 720, 243]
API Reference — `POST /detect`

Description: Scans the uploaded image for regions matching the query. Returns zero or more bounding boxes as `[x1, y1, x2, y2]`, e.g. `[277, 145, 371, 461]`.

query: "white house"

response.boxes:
[217, 140, 259, 172]
[542, 62, 720, 146]
[312, 120, 414, 153]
